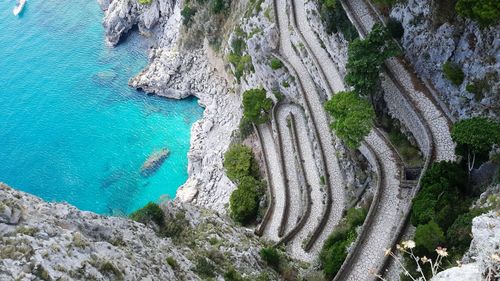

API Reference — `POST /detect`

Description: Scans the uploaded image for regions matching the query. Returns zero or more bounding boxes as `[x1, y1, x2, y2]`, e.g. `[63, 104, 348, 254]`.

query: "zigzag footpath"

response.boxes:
[289, 1, 439, 279]
[340, 0, 456, 162]
[274, 0, 347, 256]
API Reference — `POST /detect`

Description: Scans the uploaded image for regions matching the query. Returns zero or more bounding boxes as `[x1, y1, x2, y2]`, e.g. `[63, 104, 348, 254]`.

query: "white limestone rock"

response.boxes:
[432, 211, 500, 281]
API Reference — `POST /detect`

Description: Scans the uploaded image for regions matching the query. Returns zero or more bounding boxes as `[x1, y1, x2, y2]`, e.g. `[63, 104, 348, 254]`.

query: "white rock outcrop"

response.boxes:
[0, 183, 273, 280]
[432, 211, 500, 281]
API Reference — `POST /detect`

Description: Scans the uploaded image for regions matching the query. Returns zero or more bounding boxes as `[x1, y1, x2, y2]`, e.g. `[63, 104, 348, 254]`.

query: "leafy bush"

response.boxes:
[324, 91, 375, 149]
[269, 58, 284, 70]
[411, 161, 468, 228]
[242, 88, 274, 125]
[228, 37, 254, 81]
[181, 5, 197, 26]
[320, 207, 367, 278]
[456, 0, 500, 26]
[346, 23, 400, 97]
[318, 0, 358, 41]
[211, 0, 231, 14]
[166, 256, 178, 269]
[447, 208, 485, 255]
[387, 18, 404, 39]
[195, 257, 216, 278]
[138, 0, 152, 5]
[224, 268, 244, 281]
[229, 176, 263, 224]
[129, 202, 164, 227]
[160, 211, 189, 239]
[223, 144, 259, 182]
[442, 61, 464, 86]
[452, 117, 500, 172]
[414, 221, 445, 253]
[260, 247, 281, 270]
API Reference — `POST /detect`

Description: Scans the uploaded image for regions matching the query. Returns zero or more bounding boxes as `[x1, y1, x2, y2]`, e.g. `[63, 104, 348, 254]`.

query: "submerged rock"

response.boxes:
[140, 148, 169, 177]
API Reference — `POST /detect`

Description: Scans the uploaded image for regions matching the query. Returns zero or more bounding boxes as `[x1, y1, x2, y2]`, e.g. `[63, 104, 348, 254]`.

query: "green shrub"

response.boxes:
[414, 221, 445, 253]
[224, 268, 244, 281]
[411, 161, 468, 228]
[181, 5, 197, 26]
[166, 256, 178, 269]
[447, 208, 485, 255]
[260, 247, 281, 270]
[387, 18, 404, 39]
[320, 207, 367, 279]
[223, 144, 259, 182]
[270, 58, 284, 70]
[229, 176, 262, 224]
[160, 211, 189, 239]
[100, 261, 124, 280]
[324, 91, 375, 149]
[345, 23, 400, 97]
[129, 202, 165, 227]
[452, 117, 500, 162]
[195, 257, 216, 278]
[318, 0, 358, 41]
[211, 0, 231, 14]
[442, 61, 465, 86]
[456, 0, 500, 26]
[138, 0, 152, 5]
[242, 88, 274, 125]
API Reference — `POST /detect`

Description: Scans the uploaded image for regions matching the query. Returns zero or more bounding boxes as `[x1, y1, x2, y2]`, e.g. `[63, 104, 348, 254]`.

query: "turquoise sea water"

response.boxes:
[0, 0, 203, 214]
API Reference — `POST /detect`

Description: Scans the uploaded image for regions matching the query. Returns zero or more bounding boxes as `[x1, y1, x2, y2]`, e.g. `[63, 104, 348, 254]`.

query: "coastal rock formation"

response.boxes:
[431, 211, 500, 281]
[103, 0, 241, 213]
[140, 148, 169, 177]
[0, 183, 275, 280]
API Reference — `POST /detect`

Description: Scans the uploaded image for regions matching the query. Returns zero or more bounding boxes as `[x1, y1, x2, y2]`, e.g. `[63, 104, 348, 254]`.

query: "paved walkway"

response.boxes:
[274, 0, 346, 259]
[258, 123, 286, 241]
[341, 0, 455, 161]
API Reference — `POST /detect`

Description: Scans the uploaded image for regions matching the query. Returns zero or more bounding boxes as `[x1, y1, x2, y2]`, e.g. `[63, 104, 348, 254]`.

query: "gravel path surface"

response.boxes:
[258, 123, 286, 241]
[342, 0, 455, 161]
[291, 0, 345, 95]
[275, 0, 346, 259]
[278, 104, 325, 261]
[342, 130, 403, 281]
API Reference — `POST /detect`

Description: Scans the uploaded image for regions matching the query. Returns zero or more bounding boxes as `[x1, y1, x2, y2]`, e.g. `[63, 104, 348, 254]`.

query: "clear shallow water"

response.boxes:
[0, 0, 203, 214]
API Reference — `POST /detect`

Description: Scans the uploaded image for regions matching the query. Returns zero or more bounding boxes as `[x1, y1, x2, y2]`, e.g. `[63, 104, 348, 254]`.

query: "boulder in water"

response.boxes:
[140, 148, 169, 177]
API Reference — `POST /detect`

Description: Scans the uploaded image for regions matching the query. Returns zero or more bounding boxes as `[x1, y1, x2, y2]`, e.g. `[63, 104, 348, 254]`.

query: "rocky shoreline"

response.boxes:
[101, 0, 242, 213]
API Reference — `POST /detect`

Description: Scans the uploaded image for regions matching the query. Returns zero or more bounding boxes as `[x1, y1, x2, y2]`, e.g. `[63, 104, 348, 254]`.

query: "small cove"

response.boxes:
[0, 0, 203, 215]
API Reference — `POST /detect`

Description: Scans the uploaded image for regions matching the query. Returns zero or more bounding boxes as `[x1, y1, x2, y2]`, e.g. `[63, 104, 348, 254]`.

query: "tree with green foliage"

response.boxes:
[345, 23, 400, 98]
[242, 88, 274, 125]
[442, 61, 465, 86]
[320, 207, 367, 278]
[260, 247, 281, 270]
[223, 144, 259, 182]
[324, 91, 375, 149]
[129, 202, 165, 227]
[411, 161, 469, 227]
[455, 0, 500, 26]
[318, 0, 358, 41]
[414, 221, 445, 253]
[447, 208, 485, 255]
[229, 176, 262, 224]
[451, 117, 500, 173]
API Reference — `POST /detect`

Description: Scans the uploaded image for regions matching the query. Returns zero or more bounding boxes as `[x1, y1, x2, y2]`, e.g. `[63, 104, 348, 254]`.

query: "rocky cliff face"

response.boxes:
[431, 210, 500, 281]
[0, 183, 276, 280]
[391, 0, 499, 119]
[101, 0, 242, 213]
